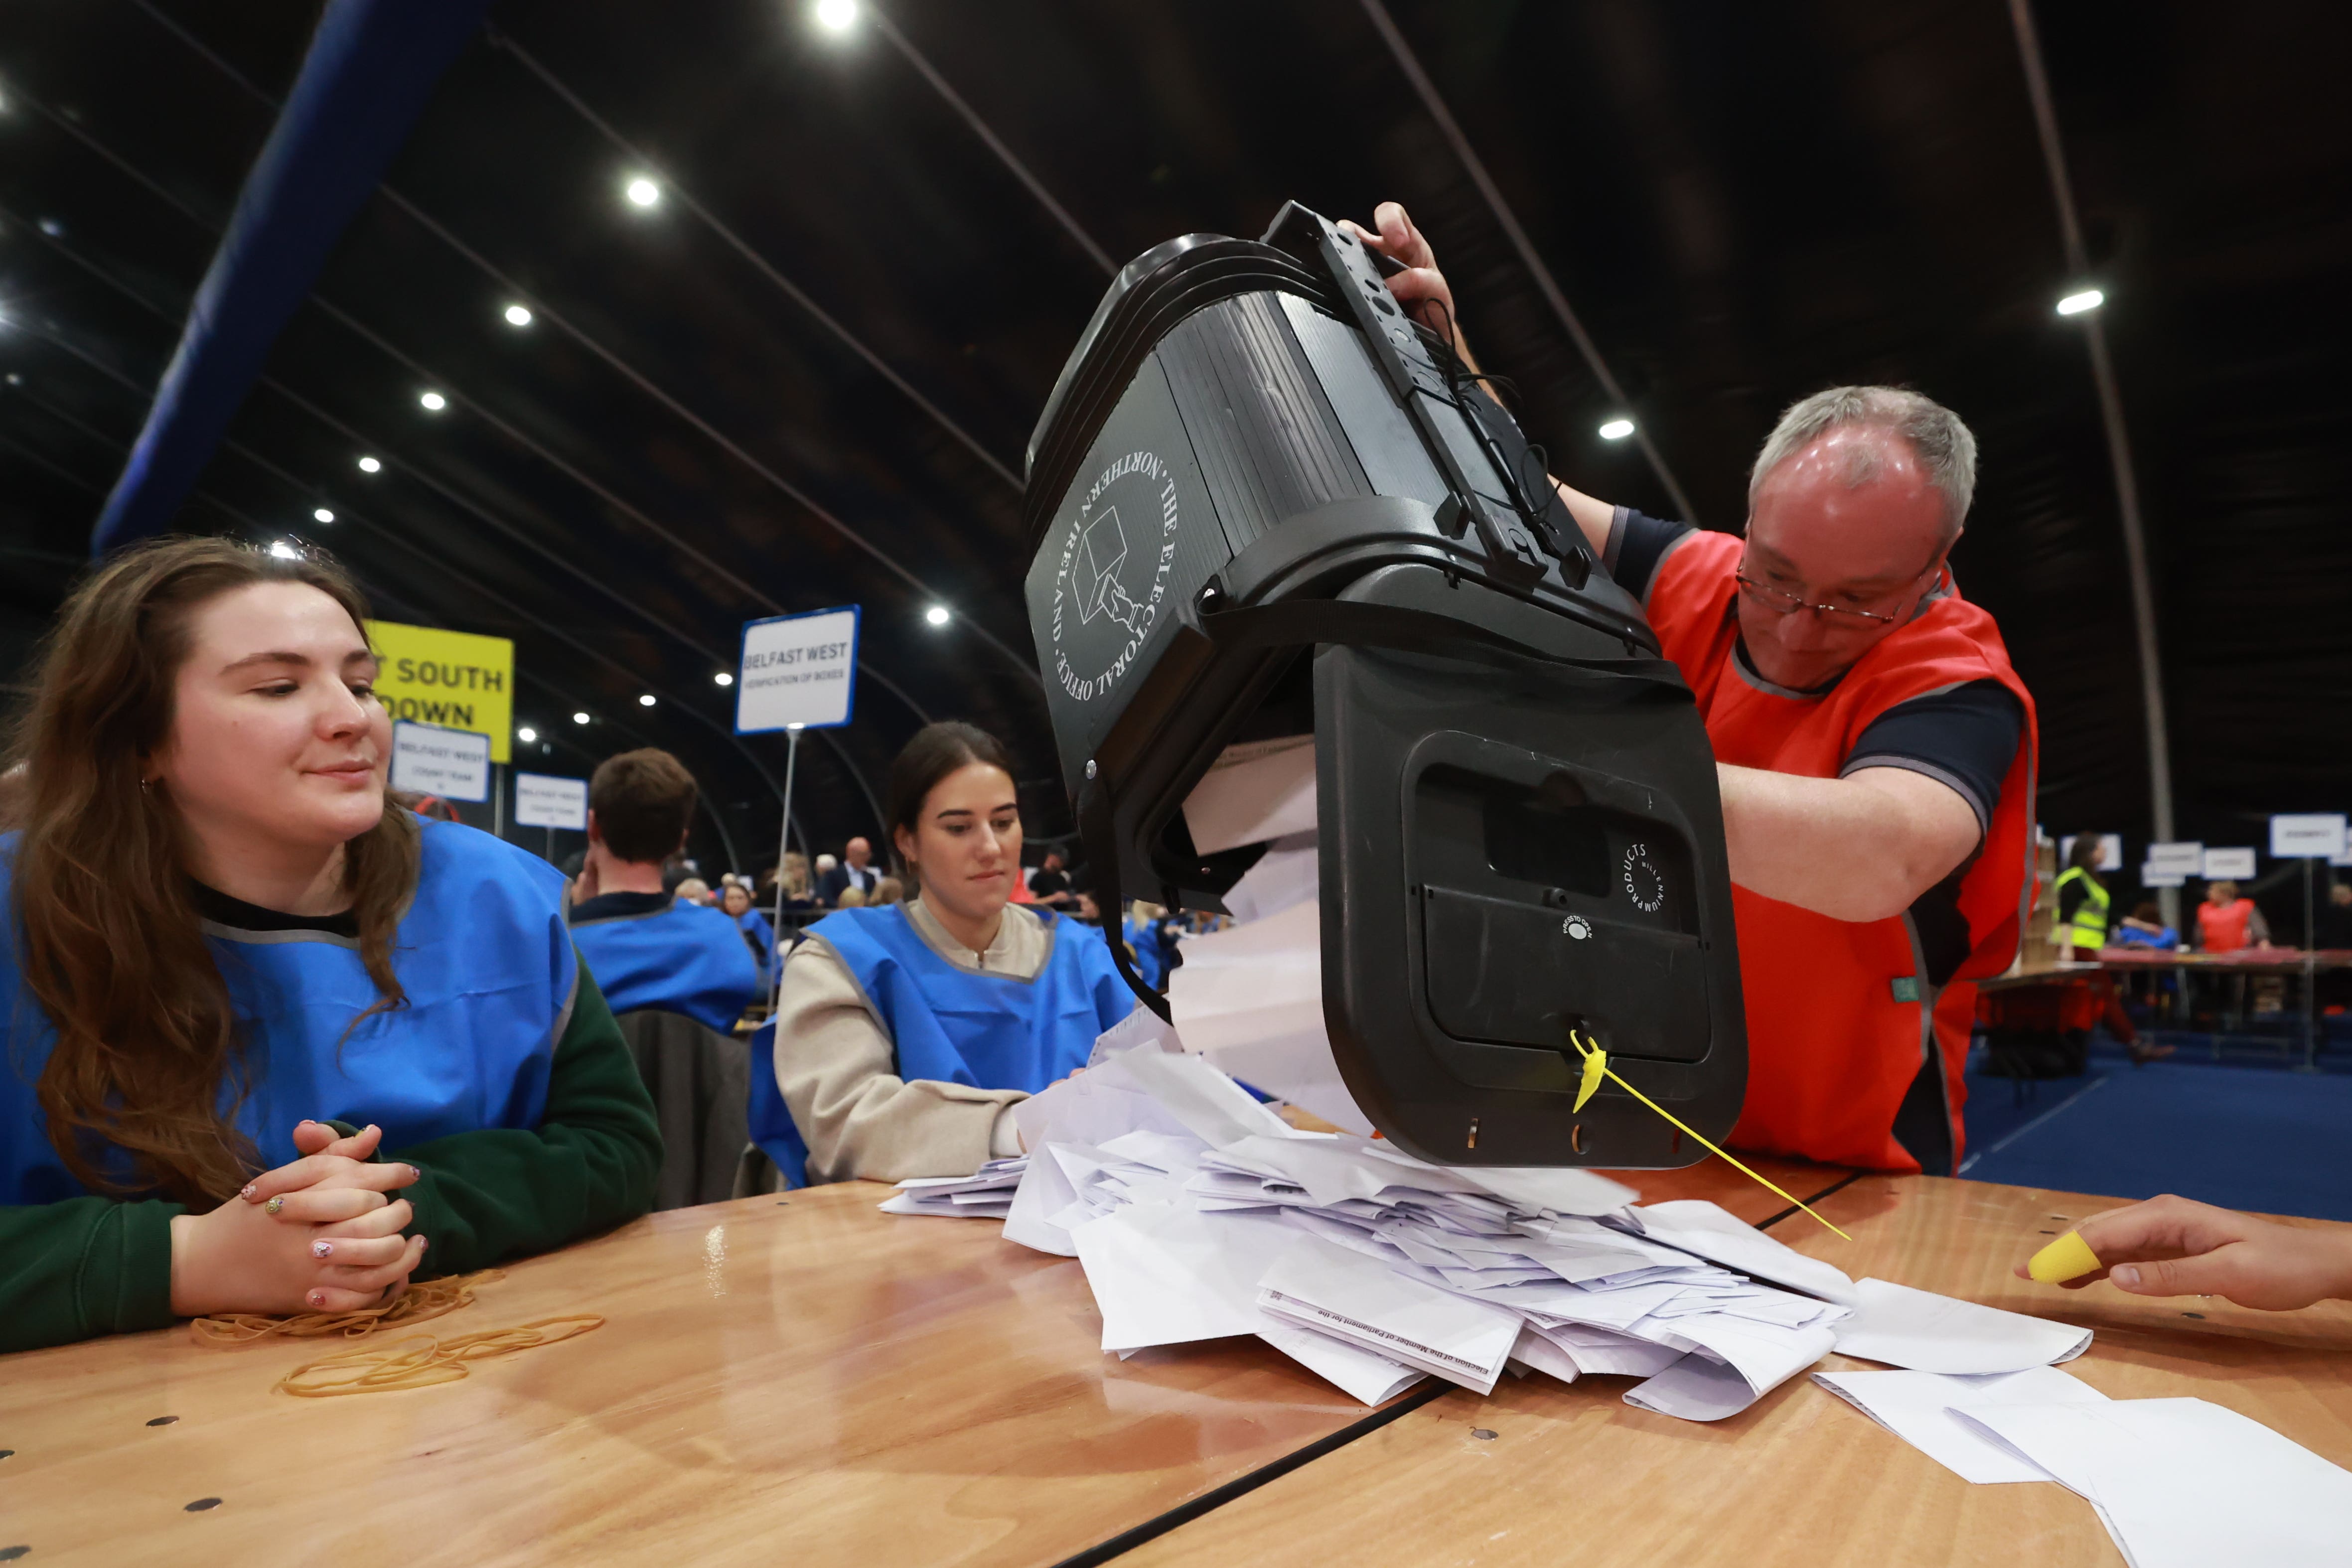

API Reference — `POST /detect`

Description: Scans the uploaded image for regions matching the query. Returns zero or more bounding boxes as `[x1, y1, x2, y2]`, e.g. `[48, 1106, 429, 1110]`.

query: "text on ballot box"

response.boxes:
[513, 773, 588, 832]
[736, 607, 859, 732]
[390, 721, 491, 803]
[2270, 813, 2349, 860]
[2202, 847, 2258, 880]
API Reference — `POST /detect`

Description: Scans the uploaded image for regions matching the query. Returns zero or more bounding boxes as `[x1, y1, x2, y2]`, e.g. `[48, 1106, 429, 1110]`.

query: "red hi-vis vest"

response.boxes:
[1646, 532, 2039, 1173]
[2196, 898, 2255, 953]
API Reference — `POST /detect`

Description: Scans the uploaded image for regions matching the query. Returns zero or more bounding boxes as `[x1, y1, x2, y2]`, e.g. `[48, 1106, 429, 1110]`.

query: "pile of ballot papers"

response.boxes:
[880, 1015, 1870, 1419]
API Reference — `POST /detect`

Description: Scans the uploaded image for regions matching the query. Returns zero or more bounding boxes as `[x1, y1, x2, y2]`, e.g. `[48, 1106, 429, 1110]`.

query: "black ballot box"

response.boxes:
[1022, 201, 1744, 1171]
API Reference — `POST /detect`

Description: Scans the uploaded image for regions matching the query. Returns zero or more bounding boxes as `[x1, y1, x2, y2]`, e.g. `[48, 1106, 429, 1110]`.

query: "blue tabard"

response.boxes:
[570, 897, 760, 1035]
[1, 821, 576, 1205]
[735, 908, 778, 991]
[810, 905, 1136, 1096]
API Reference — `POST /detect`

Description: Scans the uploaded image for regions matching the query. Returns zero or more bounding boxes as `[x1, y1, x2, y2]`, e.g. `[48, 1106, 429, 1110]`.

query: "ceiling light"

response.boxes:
[503, 303, 534, 327]
[624, 176, 661, 209]
[572, 711, 591, 725]
[713, 671, 735, 686]
[37, 218, 62, 238]
[357, 455, 382, 473]
[312, 507, 335, 524]
[2056, 288, 2104, 316]
[517, 726, 538, 743]
[787, 722, 805, 732]
[419, 390, 447, 412]
[1598, 418, 1635, 441]
[638, 694, 657, 707]
[924, 605, 951, 626]
[814, 0, 859, 32]
[268, 540, 301, 560]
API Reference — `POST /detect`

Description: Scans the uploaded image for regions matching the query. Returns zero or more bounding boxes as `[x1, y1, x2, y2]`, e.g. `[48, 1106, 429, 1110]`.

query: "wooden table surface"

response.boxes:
[0, 1151, 1844, 1568]
[1120, 1175, 2352, 1568]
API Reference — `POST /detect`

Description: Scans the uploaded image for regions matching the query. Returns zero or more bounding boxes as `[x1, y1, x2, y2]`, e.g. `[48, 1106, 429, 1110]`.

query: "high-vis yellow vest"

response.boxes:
[2053, 865, 2109, 951]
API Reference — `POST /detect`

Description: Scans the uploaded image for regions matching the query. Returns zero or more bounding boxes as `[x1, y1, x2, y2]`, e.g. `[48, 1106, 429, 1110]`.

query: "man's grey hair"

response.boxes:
[1748, 386, 1978, 538]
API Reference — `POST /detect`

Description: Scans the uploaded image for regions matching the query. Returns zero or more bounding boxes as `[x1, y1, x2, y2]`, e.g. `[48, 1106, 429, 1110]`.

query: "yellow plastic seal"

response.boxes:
[2027, 1230, 2103, 1284]
[1574, 1043, 1608, 1112]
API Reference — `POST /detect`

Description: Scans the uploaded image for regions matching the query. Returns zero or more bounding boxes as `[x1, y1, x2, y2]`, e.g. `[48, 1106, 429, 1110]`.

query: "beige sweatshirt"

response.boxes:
[773, 898, 1048, 1184]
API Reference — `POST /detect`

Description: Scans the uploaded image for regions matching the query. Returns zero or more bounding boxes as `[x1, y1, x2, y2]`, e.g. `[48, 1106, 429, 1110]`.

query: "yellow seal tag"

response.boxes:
[2027, 1230, 2103, 1284]
[1574, 1043, 1607, 1112]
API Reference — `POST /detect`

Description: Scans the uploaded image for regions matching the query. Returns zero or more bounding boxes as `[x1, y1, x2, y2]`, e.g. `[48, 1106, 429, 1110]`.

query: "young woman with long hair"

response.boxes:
[760, 722, 1135, 1184]
[0, 539, 660, 1352]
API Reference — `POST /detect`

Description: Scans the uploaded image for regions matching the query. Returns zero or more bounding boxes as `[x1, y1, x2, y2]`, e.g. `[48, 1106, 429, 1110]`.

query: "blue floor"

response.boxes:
[1959, 1027, 2352, 1221]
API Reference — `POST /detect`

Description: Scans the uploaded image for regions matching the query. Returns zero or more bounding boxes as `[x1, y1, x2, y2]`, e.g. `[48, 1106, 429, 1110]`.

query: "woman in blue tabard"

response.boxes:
[0, 540, 660, 1353]
[721, 881, 779, 992]
[765, 722, 1136, 1184]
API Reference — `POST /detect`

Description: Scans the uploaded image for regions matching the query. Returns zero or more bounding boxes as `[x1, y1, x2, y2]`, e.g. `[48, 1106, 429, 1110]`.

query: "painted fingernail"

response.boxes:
[311, 1241, 334, 1259]
[2113, 1265, 2141, 1287]
[265, 1196, 285, 1216]
[407, 1165, 422, 1180]
[307, 1290, 327, 1308]
[240, 1184, 257, 1201]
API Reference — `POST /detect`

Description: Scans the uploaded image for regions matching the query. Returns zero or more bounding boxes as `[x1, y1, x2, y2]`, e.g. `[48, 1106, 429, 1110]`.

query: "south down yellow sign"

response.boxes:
[364, 620, 515, 763]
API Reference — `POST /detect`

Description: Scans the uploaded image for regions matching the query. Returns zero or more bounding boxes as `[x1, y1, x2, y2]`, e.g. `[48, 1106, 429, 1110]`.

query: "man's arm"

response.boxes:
[1716, 764, 1984, 924]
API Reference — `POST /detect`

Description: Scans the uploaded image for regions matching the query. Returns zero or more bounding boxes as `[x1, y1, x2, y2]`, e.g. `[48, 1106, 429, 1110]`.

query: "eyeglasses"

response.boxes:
[1733, 552, 1942, 629]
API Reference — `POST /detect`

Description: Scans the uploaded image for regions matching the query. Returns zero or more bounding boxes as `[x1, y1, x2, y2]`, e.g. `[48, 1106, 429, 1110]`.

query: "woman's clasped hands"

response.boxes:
[167, 1121, 430, 1316]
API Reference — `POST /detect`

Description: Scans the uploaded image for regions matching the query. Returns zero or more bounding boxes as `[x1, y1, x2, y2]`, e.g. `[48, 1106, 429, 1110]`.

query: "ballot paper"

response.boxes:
[876, 1156, 1029, 1218]
[1164, 898, 1375, 1136]
[1629, 1201, 1859, 1307]
[1833, 1278, 2092, 1374]
[1259, 1233, 1522, 1395]
[1954, 1398, 2352, 1568]
[1220, 831, 1318, 924]
[1812, 1366, 2110, 1483]
[1182, 736, 1316, 855]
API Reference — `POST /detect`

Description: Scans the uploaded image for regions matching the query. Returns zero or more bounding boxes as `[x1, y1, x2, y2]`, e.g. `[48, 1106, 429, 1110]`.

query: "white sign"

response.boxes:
[2139, 864, 2187, 889]
[2201, 847, 2257, 880]
[736, 607, 859, 733]
[2145, 841, 2203, 876]
[2059, 833, 2123, 873]
[2269, 813, 2348, 860]
[514, 772, 588, 831]
[390, 720, 490, 803]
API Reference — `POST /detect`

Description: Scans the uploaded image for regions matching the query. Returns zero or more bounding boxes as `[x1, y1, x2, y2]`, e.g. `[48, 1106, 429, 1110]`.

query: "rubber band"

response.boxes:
[189, 1269, 505, 1345]
[276, 1315, 603, 1398]
[1569, 1030, 1853, 1240]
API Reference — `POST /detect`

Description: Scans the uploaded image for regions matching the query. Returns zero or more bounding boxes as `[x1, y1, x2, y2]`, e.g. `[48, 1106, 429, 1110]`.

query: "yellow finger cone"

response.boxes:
[2027, 1230, 2103, 1284]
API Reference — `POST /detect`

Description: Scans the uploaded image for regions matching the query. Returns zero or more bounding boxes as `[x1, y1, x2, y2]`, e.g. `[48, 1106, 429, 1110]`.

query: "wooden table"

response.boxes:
[1119, 1175, 2352, 1568]
[0, 1153, 1845, 1568]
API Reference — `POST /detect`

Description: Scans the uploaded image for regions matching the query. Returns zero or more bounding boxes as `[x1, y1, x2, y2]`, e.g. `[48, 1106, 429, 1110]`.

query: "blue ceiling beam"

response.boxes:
[91, 0, 486, 556]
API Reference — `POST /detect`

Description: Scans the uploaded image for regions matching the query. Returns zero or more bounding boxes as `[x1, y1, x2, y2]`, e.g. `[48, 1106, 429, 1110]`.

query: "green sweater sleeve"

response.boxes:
[0, 956, 660, 1354]
[0, 1195, 184, 1353]
[391, 957, 663, 1275]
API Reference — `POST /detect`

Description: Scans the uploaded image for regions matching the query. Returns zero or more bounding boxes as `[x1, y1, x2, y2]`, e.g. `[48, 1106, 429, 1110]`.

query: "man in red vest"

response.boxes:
[1352, 203, 2038, 1174]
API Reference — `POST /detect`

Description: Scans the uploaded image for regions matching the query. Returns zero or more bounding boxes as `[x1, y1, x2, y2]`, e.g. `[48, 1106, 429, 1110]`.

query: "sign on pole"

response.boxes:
[365, 620, 515, 763]
[390, 720, 491, 803]
[514, 773, 588, 832]
[2139, 864, 2187, 889]
[2145, 842, 2203, 877]
[735, 607, 859, 733]
[2058, 833, 2123, 873]
[2202, 847, 2257, 880]
[2269, 813, 2348, 861]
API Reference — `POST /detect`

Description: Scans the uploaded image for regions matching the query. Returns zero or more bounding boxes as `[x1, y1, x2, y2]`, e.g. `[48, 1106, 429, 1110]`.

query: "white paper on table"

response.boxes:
[1257, 1232, 1523, 1395]
[1012, 1059, 1200, 1154]
[1107, 1046, 1310, 1147]
[1628, 1200, 1859, 1306]
[1255, 1317, 1426, 1406]
[1624, 1311, 1837, 1421]
[1535, 1321, 1684, 1379]
[1812, 1366, 2109, 1484]
[1834, 1278, 2092, 1373]
[1622, 1352, 1766, 1422]
[1506, 1324, 1582, 1387]
[1221, 832, 1318, 924]
[1087, 1004, 1183, 1067]
[1002, 1137, 1091, 1256]
[1070, 1203, 1304, 1353]
[1447, 1165, 1641, 1219]
[1183, 736, 1316, 855]
[1953, 1398, 2352, 1568]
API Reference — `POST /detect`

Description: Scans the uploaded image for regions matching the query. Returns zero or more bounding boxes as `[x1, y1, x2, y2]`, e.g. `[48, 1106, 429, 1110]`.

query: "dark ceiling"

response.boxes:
[3, 0, 2347, 888]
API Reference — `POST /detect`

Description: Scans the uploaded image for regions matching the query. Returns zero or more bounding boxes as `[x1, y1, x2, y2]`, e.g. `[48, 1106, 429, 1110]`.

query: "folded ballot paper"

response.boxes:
[877, 1156, 1030, 1219]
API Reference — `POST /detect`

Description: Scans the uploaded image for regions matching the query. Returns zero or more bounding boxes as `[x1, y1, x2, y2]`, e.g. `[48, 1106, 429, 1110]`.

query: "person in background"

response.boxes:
[2113, 900, 2179, 950]
[1124, 901, 1180, 992]
[770, 722, 1135, 1183]
[567, 750, 760, 1034]
[870, 875, 905, 906]
[0, 539, 658, 1352]
[816, 838, 881, 906]
[837, 886, 868, 910]
[1027, 847, 1075, 909]
[391, 790, 460, 825]
[720, 881, 777, 992]
[674, 877, 713, 907]
[2052, 836, 2112, 956]
[2195, 879, 2271, 952]
[2016, 1194, 2352, 1311]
